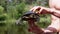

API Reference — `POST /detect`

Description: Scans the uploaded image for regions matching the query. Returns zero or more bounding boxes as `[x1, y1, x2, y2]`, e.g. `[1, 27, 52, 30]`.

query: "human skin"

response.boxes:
[28, 19, 56, 34]
[28, 0, 60, 34]
[48, 0, 60, 33]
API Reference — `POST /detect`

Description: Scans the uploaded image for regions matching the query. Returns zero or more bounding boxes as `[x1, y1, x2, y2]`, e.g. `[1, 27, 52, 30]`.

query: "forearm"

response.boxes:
[28, 20, 56, 34]
[51, 10, 60, 18]
[28, 23, 56, 34]
[47, 8, 60, 18]
[28, 20, 44, 34]
[28, 24, 55, 34]
[41, 8, 60, 18]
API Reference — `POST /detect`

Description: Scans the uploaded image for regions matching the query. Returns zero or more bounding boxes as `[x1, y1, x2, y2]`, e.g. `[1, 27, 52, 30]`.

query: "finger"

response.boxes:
[30, 6, 37, 11]
[38, 6, 46, 14]
[30, 8, 34, 11]
[33, 6, 41, 13]
[30, 6, 40, 11]
[39, 8, 43, 14]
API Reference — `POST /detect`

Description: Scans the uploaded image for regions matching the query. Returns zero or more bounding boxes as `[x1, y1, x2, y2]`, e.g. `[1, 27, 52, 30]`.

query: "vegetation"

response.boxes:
[0, 0, 51, 34]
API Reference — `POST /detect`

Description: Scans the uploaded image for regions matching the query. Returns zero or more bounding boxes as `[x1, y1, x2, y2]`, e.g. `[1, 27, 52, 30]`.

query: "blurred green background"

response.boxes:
[0, 0, 51, 34]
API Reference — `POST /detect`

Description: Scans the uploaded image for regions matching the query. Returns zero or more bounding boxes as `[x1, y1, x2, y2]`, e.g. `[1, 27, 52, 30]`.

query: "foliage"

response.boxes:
[0, 6, 4, 14]
[15, 2, 26, 19]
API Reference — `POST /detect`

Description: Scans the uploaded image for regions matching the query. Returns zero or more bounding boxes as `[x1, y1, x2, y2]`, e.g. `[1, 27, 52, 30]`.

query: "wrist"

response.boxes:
[46, 8, 55, 14]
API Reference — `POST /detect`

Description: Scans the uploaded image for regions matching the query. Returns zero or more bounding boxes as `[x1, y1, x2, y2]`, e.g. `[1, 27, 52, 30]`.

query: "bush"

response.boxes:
[7, 6, 18, 19]
[15, 2, 26, 19]
[0, 6, 4, 14]
[0, 14, 6, 21]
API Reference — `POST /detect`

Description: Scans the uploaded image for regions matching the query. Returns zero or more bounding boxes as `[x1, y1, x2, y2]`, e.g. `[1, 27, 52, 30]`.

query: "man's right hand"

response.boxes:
[30, 6, 55, 14]
[30, 6, 50, 14]
[30, 6, 43, 14]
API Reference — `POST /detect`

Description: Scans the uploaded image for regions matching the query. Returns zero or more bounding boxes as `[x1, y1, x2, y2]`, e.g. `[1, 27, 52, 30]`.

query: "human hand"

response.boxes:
[30, 6, 53, 14]
[30, 6, 46, 14]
